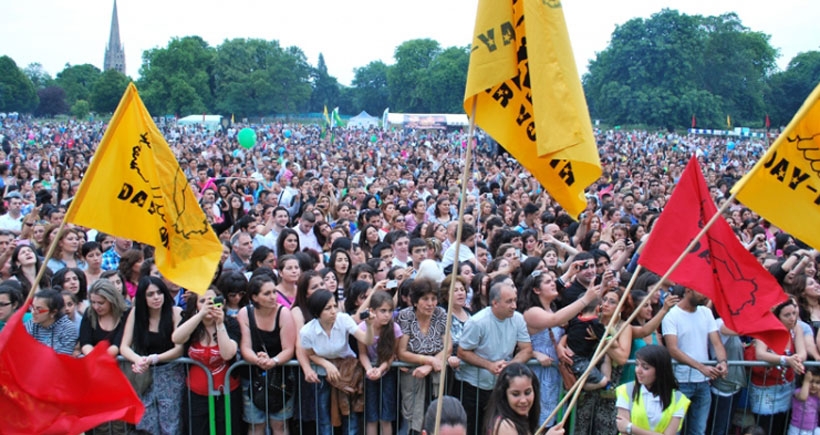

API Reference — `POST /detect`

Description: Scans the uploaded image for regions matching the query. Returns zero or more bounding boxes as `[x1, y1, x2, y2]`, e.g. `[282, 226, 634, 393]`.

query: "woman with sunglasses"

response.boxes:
[25, 288, 78, 355]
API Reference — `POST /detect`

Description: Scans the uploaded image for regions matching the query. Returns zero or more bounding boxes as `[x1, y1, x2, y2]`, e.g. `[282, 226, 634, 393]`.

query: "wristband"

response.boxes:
[780, 355, 787, 366]
[626, 422, 633, 435]
[150, 354, 159, 365]
[419, 355, 427, 365]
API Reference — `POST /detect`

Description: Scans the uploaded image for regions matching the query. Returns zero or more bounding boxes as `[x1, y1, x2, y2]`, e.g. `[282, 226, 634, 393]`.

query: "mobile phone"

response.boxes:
[386, 280, 398, 289]
[669, 286, 685, 298]
[212, 296, 224, 308]
[359, 311, 370, 320]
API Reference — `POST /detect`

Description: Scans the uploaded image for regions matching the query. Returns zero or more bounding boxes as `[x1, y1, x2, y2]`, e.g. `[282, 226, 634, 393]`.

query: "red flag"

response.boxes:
[639, 156, 790, 352]
[0, 308, 144, 434]
[765, 113, 771, 129]
[692, 114, 696, 128]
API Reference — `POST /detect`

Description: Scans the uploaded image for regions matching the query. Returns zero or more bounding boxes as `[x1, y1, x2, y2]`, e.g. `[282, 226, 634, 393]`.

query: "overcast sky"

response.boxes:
[2, 0, 818, 88]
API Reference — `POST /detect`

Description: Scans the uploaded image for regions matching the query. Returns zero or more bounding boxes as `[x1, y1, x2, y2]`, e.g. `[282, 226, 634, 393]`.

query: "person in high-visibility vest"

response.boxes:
[615, 345, 691, 435]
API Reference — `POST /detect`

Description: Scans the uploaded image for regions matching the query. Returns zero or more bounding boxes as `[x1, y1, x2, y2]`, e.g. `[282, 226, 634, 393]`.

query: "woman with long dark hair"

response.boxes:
[358, 291, 401, 435]
[9, 244, 50, 296]
[615, 345, 691, 435]
[119, 276, 184, 434]
[484, 363, 541, 435]
[276, 228, 301, 258]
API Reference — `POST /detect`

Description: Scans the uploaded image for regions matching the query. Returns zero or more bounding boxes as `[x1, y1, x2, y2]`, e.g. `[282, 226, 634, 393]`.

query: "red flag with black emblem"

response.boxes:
[639, 156, 789, 352]
[0, 307, 144, 434]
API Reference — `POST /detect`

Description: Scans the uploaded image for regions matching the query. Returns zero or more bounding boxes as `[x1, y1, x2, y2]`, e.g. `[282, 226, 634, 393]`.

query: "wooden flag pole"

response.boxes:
[540, 187, 738, 432]
[537, 264, 643, 433]
[432, 99, 478, 435]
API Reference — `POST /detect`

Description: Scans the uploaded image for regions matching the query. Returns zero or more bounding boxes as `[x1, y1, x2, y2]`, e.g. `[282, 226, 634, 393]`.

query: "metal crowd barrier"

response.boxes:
[94, 358, 818, 435]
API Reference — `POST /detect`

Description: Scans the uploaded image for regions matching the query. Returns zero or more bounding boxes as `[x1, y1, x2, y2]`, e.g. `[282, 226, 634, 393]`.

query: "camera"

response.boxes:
[212, 296, 224, 308]
[386, 280, 398, 289]
[669, 286, 686, 298]
[359, 311, 370, 320]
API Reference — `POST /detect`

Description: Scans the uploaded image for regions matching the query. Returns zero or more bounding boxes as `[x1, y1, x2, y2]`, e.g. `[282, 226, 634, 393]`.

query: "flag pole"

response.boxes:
[538, 264, 643, 432]
[432, 98, 478, 435]
[541, 184, 739, 431]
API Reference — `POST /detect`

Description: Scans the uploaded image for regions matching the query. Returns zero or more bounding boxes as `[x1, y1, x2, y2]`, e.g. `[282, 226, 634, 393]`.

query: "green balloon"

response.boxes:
[237, 128, 256, 149]
[370, 134, 378, 143]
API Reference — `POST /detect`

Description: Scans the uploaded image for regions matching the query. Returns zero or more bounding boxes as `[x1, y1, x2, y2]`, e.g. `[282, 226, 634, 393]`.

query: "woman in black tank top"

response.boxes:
[239, 275, 297, 435]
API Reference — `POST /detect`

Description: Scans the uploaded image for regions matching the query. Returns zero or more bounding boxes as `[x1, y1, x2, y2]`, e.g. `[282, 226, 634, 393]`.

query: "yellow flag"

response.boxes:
[731, 82, 820, 251]
[727, 114, 732, 129]
[65, 83, 222, 294]
[464, 0, 600, 218]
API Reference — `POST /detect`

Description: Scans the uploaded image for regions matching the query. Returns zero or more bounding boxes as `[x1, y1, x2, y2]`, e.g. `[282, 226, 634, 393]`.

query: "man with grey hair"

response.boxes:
[222, 231, 253, 272]
[456, 282, 532, 435]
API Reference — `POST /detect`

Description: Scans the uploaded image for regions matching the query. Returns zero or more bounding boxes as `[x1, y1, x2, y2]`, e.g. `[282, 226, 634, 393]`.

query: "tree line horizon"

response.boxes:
[1, 9, 818, 129]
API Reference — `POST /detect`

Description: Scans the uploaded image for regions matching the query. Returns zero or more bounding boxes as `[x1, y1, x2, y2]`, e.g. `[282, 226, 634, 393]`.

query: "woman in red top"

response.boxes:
[173, 288, 241, 435]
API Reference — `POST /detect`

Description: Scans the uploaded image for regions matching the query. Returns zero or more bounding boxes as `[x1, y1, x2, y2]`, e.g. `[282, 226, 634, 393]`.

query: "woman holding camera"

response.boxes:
[173, 289, 241, 435]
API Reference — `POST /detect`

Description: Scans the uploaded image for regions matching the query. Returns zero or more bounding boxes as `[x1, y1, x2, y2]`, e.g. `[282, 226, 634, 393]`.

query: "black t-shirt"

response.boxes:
[79, 309, 129, 348]
[566, 315, 606, 357]
[556, 280, 586, 310]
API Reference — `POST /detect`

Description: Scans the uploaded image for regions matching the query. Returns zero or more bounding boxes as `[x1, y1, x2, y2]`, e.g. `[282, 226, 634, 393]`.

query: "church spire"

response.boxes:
[104, 0, 126, 75]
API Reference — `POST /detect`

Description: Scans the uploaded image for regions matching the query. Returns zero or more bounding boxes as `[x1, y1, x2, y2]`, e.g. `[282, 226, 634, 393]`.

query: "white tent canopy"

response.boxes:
[177, 114, 223, 131]
[347, 111, 380, 129]
[385, 113, 469, 129]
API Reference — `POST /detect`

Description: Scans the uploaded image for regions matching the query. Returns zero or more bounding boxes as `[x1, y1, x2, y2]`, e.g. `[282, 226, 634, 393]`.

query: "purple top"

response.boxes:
[790, 390, 820, 430]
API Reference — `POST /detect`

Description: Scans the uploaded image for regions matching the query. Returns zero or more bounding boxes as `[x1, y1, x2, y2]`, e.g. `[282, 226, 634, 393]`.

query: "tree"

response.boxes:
[388, 39, 442, 111]
[35, 86, 69, 117]
[699, 13, 777, 124]
[309, 53, 342, 112]
[351, 61, 389, 116]
[23, 63, 53, 89]
[0, 56, 39, 113]
[416, 46, 469, 113]
[765, 51, 820, 127]
[137, 36, 215, 116]
[212, 39, 312, 116]
[71, 100, 90, 119]
[91, 69, 130, 113]
[55, 64, 101, 107]
[583, 9, 778, 128]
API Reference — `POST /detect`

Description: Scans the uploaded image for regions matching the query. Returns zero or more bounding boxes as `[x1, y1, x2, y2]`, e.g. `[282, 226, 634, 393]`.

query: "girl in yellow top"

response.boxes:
[616, 345, 690, 435]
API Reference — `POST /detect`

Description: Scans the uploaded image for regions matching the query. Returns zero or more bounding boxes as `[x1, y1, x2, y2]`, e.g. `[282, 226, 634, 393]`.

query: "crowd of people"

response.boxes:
[0, 115, 818, 435]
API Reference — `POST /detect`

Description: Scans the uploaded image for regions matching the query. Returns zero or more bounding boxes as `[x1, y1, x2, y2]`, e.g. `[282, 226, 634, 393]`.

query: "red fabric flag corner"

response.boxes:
[0, 308, 144, 434]
[638, 156, 790, 352]
[765, 113, 771, 129]
[692, 114, 697, 129]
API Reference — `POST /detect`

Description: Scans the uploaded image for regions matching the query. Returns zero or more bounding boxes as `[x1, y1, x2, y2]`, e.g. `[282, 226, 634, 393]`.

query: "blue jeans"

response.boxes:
[678, 381, 711, 435]
[317, 377, 332, 435]
[317, 376, 360, 435]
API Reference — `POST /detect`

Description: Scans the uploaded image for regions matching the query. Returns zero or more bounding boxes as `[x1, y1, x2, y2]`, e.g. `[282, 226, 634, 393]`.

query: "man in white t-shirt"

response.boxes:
[662, 288, 728, 435]
[295, 210, 322, 254]
[0, 192, 24, 235]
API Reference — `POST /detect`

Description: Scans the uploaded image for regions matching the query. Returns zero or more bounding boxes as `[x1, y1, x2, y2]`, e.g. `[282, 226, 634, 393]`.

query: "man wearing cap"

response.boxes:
[0, 192, 24, 235]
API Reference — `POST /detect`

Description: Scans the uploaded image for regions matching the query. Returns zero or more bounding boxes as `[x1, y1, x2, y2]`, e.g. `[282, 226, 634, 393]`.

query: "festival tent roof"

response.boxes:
[347, 111, 380, 129]
[386, 113, 469, 129]
[177, 114, 223, 131]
